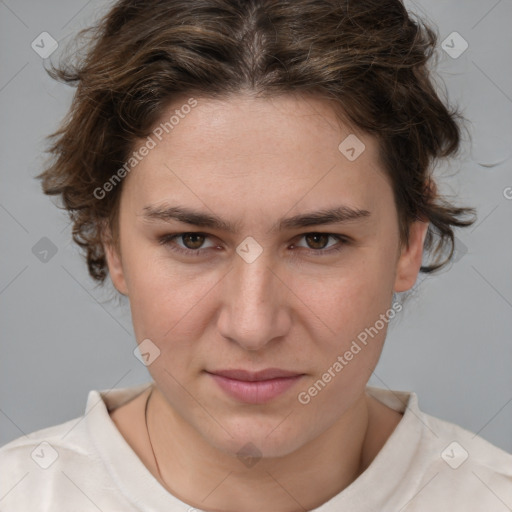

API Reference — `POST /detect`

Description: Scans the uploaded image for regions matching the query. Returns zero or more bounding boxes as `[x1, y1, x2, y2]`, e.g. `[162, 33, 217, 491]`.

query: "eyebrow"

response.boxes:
[141, 204, 371, 233]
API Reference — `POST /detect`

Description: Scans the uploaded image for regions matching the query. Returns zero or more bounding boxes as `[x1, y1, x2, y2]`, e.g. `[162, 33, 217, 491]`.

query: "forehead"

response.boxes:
[146, 93, 373, 162]
[120, 93, 390, 216]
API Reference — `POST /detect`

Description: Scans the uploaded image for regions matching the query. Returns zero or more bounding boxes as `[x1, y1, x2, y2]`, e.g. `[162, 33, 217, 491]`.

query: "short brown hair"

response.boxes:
[37, 0, 476, 285]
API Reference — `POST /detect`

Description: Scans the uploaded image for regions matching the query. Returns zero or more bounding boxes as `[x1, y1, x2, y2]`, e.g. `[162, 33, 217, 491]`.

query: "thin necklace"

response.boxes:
[144, 385, 164, 484]
[145, 388, 203, 510]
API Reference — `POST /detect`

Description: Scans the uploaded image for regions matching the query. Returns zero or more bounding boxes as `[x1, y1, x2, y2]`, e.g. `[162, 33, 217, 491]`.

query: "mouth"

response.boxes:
[205, 368, 305, 404]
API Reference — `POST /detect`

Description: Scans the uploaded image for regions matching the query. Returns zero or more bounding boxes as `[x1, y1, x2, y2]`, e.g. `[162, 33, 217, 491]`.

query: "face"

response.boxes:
[105, 93, 427, 458]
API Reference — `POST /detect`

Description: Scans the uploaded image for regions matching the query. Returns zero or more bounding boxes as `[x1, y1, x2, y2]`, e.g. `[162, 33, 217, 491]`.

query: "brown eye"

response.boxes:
[291, 233, 349, 257]
[180, 233, 206, 249]
[304, 233, 331, 250]
[158, 232, 216, 256]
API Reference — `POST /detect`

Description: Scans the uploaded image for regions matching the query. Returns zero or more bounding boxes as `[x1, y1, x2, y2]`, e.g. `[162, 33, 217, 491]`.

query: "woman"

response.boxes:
[1, 0, 510, 510]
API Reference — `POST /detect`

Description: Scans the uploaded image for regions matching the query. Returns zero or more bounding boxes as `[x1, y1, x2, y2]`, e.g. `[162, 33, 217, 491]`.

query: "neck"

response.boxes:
[146, 386, 375, 512]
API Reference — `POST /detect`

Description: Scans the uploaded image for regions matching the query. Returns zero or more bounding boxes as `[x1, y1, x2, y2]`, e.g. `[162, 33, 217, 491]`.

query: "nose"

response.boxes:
[217, 252, 291, 351]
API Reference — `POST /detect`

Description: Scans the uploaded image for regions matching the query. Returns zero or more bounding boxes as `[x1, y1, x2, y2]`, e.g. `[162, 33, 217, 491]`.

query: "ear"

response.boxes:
[102, 225, 129, 296]
[393, 219, 429, 293]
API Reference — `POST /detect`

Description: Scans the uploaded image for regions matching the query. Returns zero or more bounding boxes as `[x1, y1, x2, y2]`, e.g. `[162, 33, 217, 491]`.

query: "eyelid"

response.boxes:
[158, 232, 217, 251]
[157, 231, 351, 257]
[175, 232, 216, 248]
[291, 233, 347, 249]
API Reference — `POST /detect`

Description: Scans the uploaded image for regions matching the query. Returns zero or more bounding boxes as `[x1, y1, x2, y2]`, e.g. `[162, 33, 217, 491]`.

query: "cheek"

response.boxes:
[125, 253, 226, 370]
[120, 233, 196, 329]
[296, 251, 397, 393]
[304, 254, 396, 336]
[294, 270, 395, 419]
[127, 267, 209, 340]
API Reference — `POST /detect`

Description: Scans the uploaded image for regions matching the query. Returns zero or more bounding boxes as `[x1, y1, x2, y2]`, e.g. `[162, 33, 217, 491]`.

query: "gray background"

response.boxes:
[1, 0, 511, 453]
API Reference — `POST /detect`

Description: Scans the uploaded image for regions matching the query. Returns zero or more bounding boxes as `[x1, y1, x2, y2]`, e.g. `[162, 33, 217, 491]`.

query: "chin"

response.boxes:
[203, 420, 309, 461]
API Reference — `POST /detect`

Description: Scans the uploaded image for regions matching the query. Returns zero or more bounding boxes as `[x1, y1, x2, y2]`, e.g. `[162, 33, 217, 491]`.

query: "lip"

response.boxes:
[206, 368, 305, 404]
[209, 368, 303, 381]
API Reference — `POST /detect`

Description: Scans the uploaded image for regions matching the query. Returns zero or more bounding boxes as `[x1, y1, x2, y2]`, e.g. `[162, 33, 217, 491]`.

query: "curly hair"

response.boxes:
[36, 0, 476, 285]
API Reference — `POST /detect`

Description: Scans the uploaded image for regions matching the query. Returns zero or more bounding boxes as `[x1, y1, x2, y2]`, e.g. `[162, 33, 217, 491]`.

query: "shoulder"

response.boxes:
[0, 384, 152, 510]
[367, 387, 512, 510]
[409, 410, 512, 510]
[0, 415, 133, 511]
[0, 418, 100, 510]
[424, 410, 512, 471]
[0, 416, 92, 467]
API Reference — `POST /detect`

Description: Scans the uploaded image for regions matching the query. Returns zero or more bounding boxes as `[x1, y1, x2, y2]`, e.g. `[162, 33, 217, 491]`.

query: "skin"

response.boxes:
[105, 92, 429, 512]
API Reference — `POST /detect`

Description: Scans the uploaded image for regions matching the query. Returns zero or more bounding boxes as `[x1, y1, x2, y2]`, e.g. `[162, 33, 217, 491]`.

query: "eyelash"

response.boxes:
[157, 232, 350, 258]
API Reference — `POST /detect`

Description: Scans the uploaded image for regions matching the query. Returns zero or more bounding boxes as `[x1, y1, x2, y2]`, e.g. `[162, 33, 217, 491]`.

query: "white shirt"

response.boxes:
[1, 382, 511, 511]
